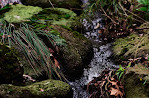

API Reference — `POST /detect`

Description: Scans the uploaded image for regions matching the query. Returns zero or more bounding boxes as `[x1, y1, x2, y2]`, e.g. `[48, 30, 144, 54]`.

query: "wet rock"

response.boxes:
[0, 44, 23, 84]
[51, 25, 93, 78]
[3, 4, 42, 23]
[21, 0, 82, 10]
[112, 33, 149, 61]
[122, 63, 149, 98]
[0, 79, 72, 98]
[30, 8, 77, 27]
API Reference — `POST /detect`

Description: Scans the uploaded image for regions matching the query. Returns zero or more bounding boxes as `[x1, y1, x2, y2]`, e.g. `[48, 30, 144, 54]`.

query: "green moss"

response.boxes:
[30, 8, 76, 27]
[0, 80, 72, 98]
[3, 4, 42, 23]
[0, 43, 23, 84]
[123, 64, 149, 98]
[113, 33, 149, 59]
[60, 25, 87, 40]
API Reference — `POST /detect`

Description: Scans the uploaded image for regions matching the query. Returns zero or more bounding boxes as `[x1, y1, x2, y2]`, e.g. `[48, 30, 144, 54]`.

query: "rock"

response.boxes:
[112, 33, 149, 61]
[0, 79, 72, 98]
[3, 4, 42, 23]
[2, 4, 93, 78]
[0, 44, 23, 84]
[122, 63, 149, 98]
[20, 0, 82, 10]
[51, 25, 93, 78]
[139, 22, 149, 34]
[30, 8, 77, 27]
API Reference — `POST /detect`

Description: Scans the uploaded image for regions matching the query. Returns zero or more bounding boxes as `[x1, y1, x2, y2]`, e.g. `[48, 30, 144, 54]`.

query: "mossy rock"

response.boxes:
[139, 22, 149, 34]
[122, 63, 149, 98]
[30, 8, 77, 27]
[0, 79, 72, 98]
[0, 44, 23, 84]
[112, 33, 149, 60]
[21, 0, 82, 9]
[3, 4, 42, 23]
[51, 25, 93, 77]
[23, 24, 93, 78]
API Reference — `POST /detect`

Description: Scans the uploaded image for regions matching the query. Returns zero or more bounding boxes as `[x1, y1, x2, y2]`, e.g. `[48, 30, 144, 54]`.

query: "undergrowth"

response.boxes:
[0, 19, 67, 81]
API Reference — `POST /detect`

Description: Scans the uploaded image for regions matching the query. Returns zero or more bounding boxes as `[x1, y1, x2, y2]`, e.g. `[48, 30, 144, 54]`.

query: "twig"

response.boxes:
[48, 0, 54, 8]
[100, 5, 118, 25]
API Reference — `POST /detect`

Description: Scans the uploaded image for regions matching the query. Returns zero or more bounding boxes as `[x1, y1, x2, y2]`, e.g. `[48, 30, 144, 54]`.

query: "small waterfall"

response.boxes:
[69, 0, 119, 98]
[0, 0, 21, 8]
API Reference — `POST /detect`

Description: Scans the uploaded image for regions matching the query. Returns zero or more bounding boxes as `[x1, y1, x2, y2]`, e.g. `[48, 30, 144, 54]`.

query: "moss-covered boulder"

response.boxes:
[112, 33, 149, 61]
[122, 63, 149, 98]
[30, 8, 77, 27]
[21, 0, 82, 9]
[51, 25, 93, 77]
[3, 4, 42, 23]
[0, 79, 72, 98]
[3, 4, 77, 27]
[0, 44, 23, 84]
[112, 22, 149, 61]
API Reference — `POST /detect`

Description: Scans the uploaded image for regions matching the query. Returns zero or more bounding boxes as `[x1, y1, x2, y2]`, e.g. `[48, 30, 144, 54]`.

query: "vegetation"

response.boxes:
[0, 19, 66, 80]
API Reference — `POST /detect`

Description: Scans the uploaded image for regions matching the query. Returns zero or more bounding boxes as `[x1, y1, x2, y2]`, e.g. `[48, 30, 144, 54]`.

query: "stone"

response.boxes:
[0, 79, 72, 98]
[51, 25, 93, 77]
[112, 33, 149, 61]
[0, 44, 23, 84]
[3, 4, 42, 23]
[122, 63, 149, 98]
[20, 0, 82, 9]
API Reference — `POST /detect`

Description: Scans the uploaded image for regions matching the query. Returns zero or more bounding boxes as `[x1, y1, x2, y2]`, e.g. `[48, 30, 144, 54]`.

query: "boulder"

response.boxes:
[112, 33, 149, 61]
[2, 4, 93, 78]
[0, 44, 23, 84]
[51, 25, 93, 77]
[122, 63, 149, 98]
[30, 8, 77, 27]
[3, 4, 42, 23]
[0, 79, 72, 98]
[20, 0, 82, 9]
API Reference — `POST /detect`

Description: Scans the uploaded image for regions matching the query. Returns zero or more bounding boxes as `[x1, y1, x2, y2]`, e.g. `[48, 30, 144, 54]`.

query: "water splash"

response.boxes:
[0, 0, 21, 8]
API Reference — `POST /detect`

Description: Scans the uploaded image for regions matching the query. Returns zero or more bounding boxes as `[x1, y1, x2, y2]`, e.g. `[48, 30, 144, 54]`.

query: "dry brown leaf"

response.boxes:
[94, 83, 99, 87]
[54, 58, 60, 69]
[111, 81, 117, 86]
[98, 30, 102, 34]
[110, 87, 123, 96]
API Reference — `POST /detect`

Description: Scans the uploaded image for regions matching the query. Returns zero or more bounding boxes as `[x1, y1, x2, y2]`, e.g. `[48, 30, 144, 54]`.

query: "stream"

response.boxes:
[69, 0, 118, 98]
[0, 0, 118, 97]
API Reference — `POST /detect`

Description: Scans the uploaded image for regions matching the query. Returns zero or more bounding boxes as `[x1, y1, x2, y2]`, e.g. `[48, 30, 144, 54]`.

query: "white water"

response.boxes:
[69, 1, 118, 97]
[0, 0, 21, 8]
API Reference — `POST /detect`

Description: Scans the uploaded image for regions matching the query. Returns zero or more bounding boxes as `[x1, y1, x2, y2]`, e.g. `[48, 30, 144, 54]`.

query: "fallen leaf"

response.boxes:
[39, 88, 44, 92]
[110, 87, 123, 96]
[54, 58, 60, 69]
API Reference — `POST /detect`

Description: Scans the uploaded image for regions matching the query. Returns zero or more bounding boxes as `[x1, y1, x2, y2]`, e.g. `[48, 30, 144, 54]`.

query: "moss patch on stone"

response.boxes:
[0, 43, 23, 84]
[3, 4, 42, 23]
[0, 80, 72, 98]
[30, 8, 76, 27]
[122, 64, 149, 98]
[51, 25, 93, 77]
[113, 33, 149, 60]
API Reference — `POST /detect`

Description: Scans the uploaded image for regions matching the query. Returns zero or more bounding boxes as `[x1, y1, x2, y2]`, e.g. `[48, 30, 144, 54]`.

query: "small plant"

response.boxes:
[137, 0, 149, 20]
[116, 62, 132, 81]
[0, 19, 66, 81]
[116, 65, 125, 81]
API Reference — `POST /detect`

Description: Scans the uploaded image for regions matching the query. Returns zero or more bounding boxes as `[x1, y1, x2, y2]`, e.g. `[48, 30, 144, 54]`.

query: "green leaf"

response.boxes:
[137, 0, 149, 5]
[127, 62, 131, 68]
[137, 0, 145, 4]
[137, 7, 148, 12]
[143, 0, 149, 5]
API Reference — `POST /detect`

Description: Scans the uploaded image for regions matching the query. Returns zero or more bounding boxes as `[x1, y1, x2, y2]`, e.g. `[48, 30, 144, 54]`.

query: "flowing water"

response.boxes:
[70, 0, 118, 98]
[0, 0, 21, 8]
[0, 0, 118, 97]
